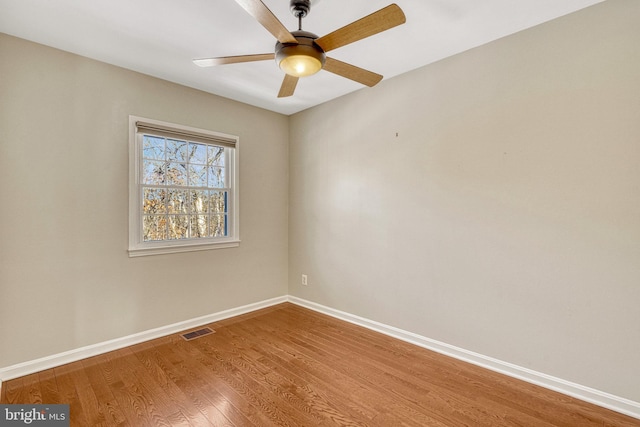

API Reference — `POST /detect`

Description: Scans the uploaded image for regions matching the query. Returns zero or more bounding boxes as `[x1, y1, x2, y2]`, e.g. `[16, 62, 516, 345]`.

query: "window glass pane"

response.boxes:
[208, 146, 225, 167]
[208, 166, 225, 188]
[167, 189, 188, 214]
[188, 142, 208, 164]
[166, 162, 187, 186]
[143, 188, 166, 214]
[168, 215, 188, 239]
[143, 215, 167, 241]
[143, 160, 165, 185]
[143, 136, 165, 160]
[210, 214, 226, 237]
[166, 139, 188, 162]
[190, 215, 208, 238]
[210, 191, 226, 213]
[190, 190, 208, 213]
[188, 164, 207, 187]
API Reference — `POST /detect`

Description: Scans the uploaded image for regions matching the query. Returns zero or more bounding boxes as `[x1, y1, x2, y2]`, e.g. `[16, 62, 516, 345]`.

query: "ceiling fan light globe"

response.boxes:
[275, 31, 326, 78]
[280, 54, 322, 77]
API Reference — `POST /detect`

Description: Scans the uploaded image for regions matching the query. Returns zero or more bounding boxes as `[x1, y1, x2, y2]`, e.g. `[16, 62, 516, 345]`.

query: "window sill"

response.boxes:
[128, 239, 240, 257]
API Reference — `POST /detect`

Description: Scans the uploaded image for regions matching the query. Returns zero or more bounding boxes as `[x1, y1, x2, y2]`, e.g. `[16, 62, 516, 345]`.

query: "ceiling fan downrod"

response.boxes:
[290, 0, 311, 30]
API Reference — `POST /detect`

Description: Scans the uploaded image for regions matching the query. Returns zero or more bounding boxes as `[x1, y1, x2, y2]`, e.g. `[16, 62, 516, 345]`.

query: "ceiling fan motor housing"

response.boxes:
[275, 30, 326, 77]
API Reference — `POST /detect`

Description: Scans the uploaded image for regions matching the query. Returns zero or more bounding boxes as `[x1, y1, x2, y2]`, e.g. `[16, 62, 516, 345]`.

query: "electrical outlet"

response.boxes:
[301, 274, 308, 286]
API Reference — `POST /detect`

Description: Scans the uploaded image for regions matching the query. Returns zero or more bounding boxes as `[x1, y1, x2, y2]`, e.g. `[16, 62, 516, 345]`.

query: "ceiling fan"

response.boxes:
[194, 0, 406, 98]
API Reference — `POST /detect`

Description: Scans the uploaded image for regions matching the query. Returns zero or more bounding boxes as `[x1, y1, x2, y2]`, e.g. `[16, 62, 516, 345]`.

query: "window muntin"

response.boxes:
[129, 117, 239, 256]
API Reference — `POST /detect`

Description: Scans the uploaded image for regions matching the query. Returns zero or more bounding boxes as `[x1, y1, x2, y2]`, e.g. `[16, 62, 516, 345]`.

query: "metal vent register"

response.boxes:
[181, 327, 215, 341]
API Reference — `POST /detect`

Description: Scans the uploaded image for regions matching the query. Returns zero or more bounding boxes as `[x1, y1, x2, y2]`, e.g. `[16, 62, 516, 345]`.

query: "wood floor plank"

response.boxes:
[102, 349, 172, 427]
[37, 369, 61, 404]
[131, 340, 233, 427]
[1, 376, 23, 404]
[270, 311, 536, 426]
[113, 347, 187, 426]
[169, 335, 277, 426]
[191, 336, 318, 426]
[231, 313, 462, 426]
[160, 333, 265, 426]
[2, 373, 43, 406]
[204, 323, 360, 426]
[54, 363, 92, 426]
[21, 372, 43, 404]
[196, 331, 318, 422]
[252, 309, 468, 423]
[1, 303, 639, 426]
[80, 354, 129, 426]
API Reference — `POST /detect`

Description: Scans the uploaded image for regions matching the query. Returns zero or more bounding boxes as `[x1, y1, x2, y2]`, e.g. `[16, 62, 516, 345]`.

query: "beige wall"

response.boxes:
[289, 0, 640, 402]
[0, 34, 289, 367]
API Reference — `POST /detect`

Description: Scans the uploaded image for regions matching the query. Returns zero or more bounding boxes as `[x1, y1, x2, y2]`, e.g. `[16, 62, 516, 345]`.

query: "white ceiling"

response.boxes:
[1, 0, 602, 115]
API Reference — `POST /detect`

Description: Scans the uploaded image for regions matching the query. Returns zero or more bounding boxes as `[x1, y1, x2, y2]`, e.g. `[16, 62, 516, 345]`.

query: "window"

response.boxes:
[128, 116, 239, 256]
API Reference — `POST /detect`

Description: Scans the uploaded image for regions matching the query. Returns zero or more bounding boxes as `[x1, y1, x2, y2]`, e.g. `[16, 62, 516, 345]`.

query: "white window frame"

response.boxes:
[128, 116, 240, 257]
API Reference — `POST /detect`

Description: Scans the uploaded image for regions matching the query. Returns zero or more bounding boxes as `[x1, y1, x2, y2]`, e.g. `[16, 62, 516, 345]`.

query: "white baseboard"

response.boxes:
[287, 296, 640, 421]
[1, 294, 638, 421]
[0, 296, 287, 385]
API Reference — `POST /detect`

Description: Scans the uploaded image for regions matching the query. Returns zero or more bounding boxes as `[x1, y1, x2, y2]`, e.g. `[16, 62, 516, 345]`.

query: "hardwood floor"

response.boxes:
[1, 303, 638, 426]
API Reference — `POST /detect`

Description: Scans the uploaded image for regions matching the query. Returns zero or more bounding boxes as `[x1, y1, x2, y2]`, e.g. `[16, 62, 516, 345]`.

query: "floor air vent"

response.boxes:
[181, 327, 215, 341]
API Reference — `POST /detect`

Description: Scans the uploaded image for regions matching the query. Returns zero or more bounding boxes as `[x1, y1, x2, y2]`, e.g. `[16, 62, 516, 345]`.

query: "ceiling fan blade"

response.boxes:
[315, 4, 406, 53]
[193, 53, 275, 67]
[234, 0, 297, 44]
[278, 74, 299, 98]
[323, 57, 383, 87]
